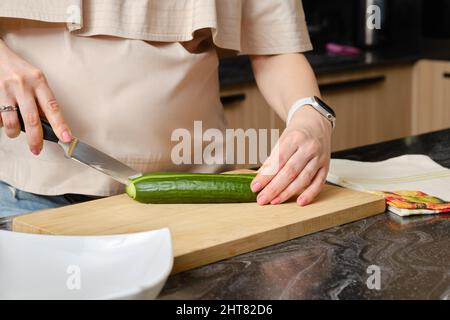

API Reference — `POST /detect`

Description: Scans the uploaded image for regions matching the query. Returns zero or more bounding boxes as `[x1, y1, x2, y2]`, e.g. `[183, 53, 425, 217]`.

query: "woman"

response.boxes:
[0, 0, 332, 217]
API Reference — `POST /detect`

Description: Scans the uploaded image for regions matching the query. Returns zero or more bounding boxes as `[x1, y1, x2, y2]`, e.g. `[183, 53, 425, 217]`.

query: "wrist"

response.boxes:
[288, 104, 333, 132]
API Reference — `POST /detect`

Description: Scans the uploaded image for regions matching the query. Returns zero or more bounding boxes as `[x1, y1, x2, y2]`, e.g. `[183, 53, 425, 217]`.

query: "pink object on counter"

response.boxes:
[326, 43, 361, 56]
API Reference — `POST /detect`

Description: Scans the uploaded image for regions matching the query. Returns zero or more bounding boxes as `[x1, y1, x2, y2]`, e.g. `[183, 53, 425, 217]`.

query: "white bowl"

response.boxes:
[0, 228, 173, 300]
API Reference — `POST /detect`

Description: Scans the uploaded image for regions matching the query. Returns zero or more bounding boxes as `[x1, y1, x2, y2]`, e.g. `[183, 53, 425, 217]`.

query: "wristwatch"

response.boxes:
[286, 96, 336, 129]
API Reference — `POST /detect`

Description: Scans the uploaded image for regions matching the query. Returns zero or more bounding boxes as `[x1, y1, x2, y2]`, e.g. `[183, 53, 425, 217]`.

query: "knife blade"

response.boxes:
[18, 112, 142, 185]
[58, 139, 142, 185]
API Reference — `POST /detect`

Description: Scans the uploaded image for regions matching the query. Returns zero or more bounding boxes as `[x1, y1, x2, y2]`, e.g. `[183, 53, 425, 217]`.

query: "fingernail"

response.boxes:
[31, 147, 40, 156]
[271, 197, 281, 205]
[61, 130, 72, 142]
[257, 194, 267, 206]
[297, 196, 306, 206]
[251, 182, 261, 192]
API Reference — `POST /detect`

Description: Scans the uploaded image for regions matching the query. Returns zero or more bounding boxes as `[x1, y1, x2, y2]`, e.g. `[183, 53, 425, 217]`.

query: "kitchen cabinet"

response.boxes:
[221, 64, 413, 153]
[319, 65, 413, 151]
[412, 60, 450, 135]
[220, 84, 284, 132]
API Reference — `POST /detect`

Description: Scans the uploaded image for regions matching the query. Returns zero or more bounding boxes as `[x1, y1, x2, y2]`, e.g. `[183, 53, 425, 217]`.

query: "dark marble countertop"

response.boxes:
[159, 129, 450, 299]
[219, 47, 449, 87]
[1, 130, 448, 299]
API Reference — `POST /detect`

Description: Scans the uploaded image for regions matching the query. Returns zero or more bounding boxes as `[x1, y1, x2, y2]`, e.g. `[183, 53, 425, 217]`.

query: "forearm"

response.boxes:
[250, 53, 320, 121]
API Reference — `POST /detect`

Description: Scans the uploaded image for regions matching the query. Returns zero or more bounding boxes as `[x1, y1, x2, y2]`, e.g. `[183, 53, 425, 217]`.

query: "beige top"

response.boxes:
[0, 0, 312, 197]
[0, 0, 312, 54]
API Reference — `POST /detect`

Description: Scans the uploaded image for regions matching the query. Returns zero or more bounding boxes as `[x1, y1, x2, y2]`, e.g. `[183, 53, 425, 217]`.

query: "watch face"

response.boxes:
[314, 96, 336, 117]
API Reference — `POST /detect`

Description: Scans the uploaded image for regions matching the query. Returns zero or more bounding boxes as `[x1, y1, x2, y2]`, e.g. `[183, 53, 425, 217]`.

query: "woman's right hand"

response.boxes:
[0, 39, 72, 155]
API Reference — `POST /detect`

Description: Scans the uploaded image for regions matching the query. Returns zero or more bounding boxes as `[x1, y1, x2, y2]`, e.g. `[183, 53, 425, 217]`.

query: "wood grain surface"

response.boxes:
[13, 183, 385, 274]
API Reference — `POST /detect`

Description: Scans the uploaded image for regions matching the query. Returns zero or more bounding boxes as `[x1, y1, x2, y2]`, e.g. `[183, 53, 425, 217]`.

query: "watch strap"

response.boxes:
[286, 97, 335, 129]
[286, 97, 316, 126]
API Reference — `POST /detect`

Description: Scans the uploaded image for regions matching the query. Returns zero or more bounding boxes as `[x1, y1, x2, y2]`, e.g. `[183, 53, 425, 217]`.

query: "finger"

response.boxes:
[253, 142, 297, 205]
[257, 149, 314, 205]
[270, 157, 321, 204]
[0, 109, 20, 138]
[35, 82, 72, 142]
[297, 166, 328, 206]
[0, 90, 20, 138]
[15, 90, 43, 155]
[251, 134, 300, 195]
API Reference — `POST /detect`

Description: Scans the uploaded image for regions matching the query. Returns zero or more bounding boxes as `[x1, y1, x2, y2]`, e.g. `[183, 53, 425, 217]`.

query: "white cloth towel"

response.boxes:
[327, 154, 450, 202]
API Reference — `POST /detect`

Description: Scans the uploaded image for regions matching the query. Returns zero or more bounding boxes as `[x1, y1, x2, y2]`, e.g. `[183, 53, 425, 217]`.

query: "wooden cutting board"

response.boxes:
[13, 180, 385, 274]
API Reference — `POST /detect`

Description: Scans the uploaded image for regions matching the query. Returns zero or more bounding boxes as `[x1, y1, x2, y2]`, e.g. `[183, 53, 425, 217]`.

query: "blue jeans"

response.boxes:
[0, 180, 97, 219]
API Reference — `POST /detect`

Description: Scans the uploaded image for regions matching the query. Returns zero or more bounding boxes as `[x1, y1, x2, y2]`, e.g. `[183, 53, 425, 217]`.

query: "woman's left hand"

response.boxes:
[250, 105, 332, 206]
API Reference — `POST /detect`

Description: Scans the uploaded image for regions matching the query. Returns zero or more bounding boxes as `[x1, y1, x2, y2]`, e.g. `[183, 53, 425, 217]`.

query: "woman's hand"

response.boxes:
[0, 39, 72, 155]
[251, 105, 332, 206]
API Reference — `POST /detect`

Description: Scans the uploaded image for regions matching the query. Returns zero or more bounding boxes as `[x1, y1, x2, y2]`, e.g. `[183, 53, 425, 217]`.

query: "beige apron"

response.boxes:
[0, 19, 229, 196]
[0, 0, 312, 196]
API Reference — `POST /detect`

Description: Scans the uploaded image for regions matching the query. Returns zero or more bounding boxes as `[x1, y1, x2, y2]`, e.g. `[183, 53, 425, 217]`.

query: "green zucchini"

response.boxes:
[125, 172, 258, 204]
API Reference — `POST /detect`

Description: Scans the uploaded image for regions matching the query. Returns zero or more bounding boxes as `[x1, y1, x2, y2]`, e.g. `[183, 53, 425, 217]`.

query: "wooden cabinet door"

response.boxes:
[221, 84, 284, 131]
[412, 60, 450, 135]
[318, 65, 413, 151]
[220, 64, 413, 153]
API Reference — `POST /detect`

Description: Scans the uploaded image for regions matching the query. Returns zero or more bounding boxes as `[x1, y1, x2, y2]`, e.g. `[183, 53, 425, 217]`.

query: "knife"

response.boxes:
[18, 112, 142, 185]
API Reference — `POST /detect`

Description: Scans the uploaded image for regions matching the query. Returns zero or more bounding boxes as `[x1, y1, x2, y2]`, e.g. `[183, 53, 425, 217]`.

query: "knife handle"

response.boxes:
[17, 109, 59, 143]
